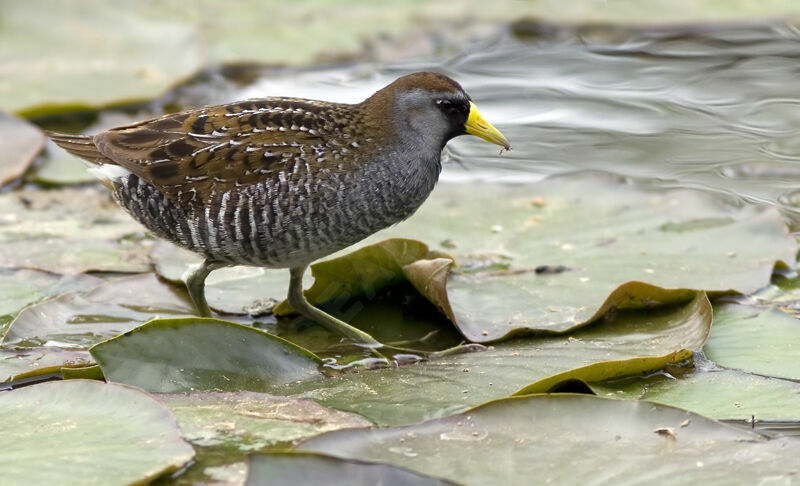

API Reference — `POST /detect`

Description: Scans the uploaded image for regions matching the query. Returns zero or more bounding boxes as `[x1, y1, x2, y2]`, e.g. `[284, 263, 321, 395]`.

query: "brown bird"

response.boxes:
[49, 72, 510, 348]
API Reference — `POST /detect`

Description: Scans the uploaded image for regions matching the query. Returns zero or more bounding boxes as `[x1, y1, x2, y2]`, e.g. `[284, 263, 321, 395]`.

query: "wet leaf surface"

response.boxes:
[246, 452, 460, 486]
[274, 238, 431, 315]
[0, 380, 194, 486]
[591, 368, 800, 422]
[91, 318, 323, 393]
[163, 391, 371, 449]
[0, 112, 44, 185]
[0, 269, 103, 336]
[280, 293, 711, 426]
[0, 347, 93, 386]
[371, 177, 795, 341]
[298, 394, 800, 485]
[0, 1, 204, 116]
[2, 273, 194, 348]
[157, 392, 372, 485]
[0, 186, 151, 273]
[704, 303, 800, 380]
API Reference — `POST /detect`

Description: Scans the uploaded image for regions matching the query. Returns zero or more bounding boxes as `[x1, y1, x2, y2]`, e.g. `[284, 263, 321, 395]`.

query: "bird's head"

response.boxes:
[365, 72, 510, 152]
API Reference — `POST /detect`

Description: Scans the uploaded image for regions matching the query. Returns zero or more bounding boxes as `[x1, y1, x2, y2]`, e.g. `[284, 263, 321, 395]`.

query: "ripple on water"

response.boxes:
[171, 21, 800, 225]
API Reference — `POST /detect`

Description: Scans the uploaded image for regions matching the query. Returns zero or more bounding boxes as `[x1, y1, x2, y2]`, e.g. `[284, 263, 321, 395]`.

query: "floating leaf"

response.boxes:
[0, 1, 204, 116]
[704, 304, 800, 380]
[61, 364, 104, 381]
[163, 391, 372, 449]
[0, 348, 93, 386]
[281, 293, 710, 426]
[274, 238, 432, 315]
[91, 318, 322, 393]
[0, 112, 44, 185]
[0, 269, 102, 335]
[3, 273, 194, 348]
[514, 351, 693, 395]
[591, 368, 800, 421]
[298, 394, 800, 485]
[246, 452, 460, 486]
[157, 391, 372, 483]
[0, 186, 151, 273]
[371, 177, 796, 342]
[0, 380, 194, 485]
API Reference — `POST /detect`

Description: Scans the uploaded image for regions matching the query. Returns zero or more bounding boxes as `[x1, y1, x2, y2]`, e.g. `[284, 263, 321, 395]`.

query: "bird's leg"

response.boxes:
[288, 265, 382, 348]
[183, 259, 225, 317]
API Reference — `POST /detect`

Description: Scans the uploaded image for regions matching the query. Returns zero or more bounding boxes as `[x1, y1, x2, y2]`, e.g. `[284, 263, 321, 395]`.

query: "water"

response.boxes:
[167, 21, 800, 227]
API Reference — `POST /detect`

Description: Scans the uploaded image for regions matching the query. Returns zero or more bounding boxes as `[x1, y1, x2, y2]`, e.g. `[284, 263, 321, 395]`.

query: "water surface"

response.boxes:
[178, 21, 800, 227]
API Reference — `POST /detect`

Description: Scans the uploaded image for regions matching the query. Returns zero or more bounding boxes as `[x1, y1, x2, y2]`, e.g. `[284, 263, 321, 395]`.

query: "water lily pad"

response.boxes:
[371, 176, 795, 342]
[704, 304, 800, 380]
[297, 394, 800, 485]
[91, 318, 322, 393]
[2, 273, 194, 348]
[274, 238, 432, 315]
[0, 186, 151, 273]
[163, 391, 372, 449]
[61, 364, 104, 381]
[157, 391, 371, 484]
[0, 112, 44, 185]
[281, 292, 711, 426]
[0, 1, 204, 116]
[0, 268, 103, 335]
[247, 452, 460, 486]
[591, 369, 800, 421]
[0, 348, 93, 386]
[0, 380, 194, 486]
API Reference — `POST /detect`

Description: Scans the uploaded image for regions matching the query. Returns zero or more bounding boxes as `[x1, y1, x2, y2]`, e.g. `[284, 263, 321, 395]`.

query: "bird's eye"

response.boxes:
[435, 99, 452, 107]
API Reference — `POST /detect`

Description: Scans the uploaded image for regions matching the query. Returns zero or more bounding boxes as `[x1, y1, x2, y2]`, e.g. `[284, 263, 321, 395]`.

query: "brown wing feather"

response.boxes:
[93, 98, 352, 206]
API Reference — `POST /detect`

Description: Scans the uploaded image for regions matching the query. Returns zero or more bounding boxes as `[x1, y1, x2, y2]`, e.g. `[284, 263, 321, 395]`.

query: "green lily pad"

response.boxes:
[163, 391, 372, 449]
[0, 1, 204, 117]
[513, 351, 693, 396]
[591, 368, 800, 421]
[157, 391, 372, 484]
[298, 394, 800, 485]
[2, 273, 194, 348]
[247, 452, 460, 486]
[371, 177, 795, 342]
[0, 348, 93, 386]
[0, 379, 194, 485]
[0, 112, 44, 185]
[0, 186, 151, 273]
[61, 364, 105, 381]
[0, 268, 103, 335]
[274, 238, 432, 315]
[280, 292, 711, 426]
[704, 304, 800, 380]
[91, 318, 322, 393]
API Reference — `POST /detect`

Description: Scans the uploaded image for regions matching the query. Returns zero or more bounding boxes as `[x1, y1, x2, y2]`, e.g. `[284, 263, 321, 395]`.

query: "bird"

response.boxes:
[49, 72, 510, 349]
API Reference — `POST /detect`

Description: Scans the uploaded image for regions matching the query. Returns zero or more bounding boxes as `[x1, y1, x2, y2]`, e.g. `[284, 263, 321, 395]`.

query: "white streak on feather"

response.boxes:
[88, 164, 131, 182]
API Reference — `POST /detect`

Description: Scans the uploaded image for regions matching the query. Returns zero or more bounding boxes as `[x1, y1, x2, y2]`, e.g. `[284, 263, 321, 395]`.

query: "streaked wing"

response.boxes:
[93, 99, 337, 206]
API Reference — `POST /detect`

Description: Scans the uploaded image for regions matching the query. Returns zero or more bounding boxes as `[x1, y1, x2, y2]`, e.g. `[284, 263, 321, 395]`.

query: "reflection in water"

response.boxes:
[200, 22, 800, 226]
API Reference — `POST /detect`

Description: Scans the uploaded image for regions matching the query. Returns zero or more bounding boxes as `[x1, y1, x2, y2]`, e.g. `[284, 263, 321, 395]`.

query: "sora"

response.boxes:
[50, 72, 510, 347]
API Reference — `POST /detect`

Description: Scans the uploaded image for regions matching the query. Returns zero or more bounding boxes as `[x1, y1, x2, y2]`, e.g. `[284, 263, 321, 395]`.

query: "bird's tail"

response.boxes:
[47, 132, 113, 165]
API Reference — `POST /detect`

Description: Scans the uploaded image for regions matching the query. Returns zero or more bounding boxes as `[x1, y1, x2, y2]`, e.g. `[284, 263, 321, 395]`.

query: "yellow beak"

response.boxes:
[465, 101, 510, 150]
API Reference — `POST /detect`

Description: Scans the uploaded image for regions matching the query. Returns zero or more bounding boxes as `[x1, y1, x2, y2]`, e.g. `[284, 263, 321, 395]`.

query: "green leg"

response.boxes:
[183, 259, 225, 317]
[288, 265, 381, 348]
